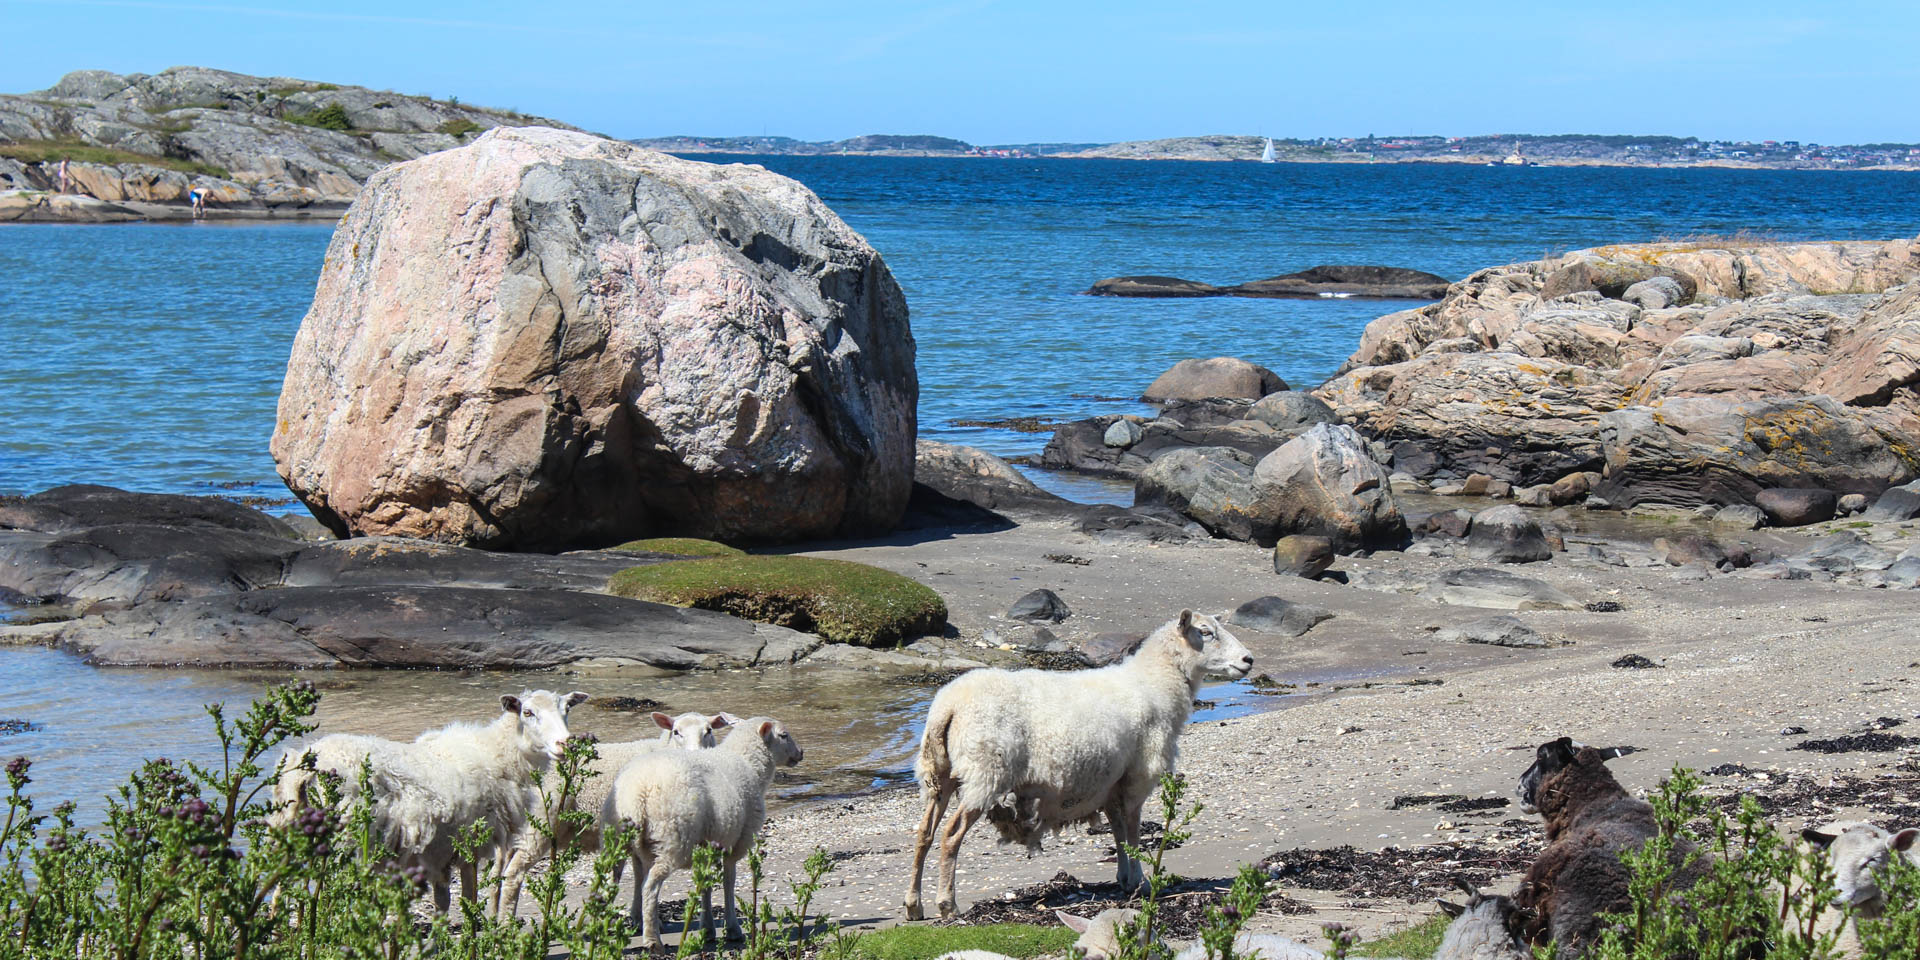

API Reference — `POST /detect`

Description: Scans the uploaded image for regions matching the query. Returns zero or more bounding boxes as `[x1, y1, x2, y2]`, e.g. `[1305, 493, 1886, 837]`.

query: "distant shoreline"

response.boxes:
[658, 149, 1920, 173]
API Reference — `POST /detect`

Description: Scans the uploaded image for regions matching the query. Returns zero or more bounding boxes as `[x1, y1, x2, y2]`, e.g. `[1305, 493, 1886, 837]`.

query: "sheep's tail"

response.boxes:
[915, 695, 955, 802]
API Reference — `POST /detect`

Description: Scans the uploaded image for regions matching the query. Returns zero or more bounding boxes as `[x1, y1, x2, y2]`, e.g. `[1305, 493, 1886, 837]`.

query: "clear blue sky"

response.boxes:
[2, 0, 1913, 145]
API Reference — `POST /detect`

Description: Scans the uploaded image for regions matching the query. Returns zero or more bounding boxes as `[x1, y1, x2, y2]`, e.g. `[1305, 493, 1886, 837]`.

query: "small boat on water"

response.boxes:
[1260, 137, 1276, 163]
[1488, 140, 1532, 166]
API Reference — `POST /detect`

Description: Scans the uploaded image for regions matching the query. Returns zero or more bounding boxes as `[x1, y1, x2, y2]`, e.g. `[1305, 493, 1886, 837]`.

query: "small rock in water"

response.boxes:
[1008, 588, 1072, 623]
[1610, 654, 1662, 669]
[1102, 419, 1143, 448]
[594, 696, 668, 713]
[0, 719, 39, 736]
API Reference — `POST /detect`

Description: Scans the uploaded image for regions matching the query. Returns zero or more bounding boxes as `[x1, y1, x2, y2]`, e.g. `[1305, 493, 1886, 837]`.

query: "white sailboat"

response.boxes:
[1260, 137, 1276, 163]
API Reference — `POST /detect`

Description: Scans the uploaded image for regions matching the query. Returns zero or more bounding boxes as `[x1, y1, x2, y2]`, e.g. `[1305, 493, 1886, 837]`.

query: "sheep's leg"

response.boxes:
[460, 860, 479, 910]
[1120, 796, 1148, 892]
[627, 853, 645, 929]
[1105, 799, 1137, 892]
[722, 856, 741, 941]
[701, 884, 715, 945]
[935, 805, 982, 920]
[904, 783, 951, 920]
[641, 859, 673, 953]
[496, 847, 530, 919]
[432, 879, 451, 915]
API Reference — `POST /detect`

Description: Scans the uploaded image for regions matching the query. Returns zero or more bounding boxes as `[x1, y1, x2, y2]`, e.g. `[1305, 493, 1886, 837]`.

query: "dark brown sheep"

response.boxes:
[1513, 741, 1704, 959]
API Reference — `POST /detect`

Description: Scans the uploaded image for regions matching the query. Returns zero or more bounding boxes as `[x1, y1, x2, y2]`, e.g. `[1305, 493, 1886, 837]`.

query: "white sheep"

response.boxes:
[1801, 820, 1920, 955]
[272, 689, 586, 912]
[1429, 881, 1531, 960]
[602, 716, 804, 949]
[904, 609, 1253, 920]
[491, 711, 729, 917]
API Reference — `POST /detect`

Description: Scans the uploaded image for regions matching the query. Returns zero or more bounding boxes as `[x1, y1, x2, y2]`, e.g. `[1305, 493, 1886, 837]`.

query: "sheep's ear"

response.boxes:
[652, 712, 676, 730]
[721, 712, 746, 726]
[565, 691, 590, 708]
[1056, 910, 1091, 933]
[1549, 737, 1577, 762]
[708, 714, 731, 730]
[500, 695, 522, 714]
[758, 720, 776, 739]
[1894, 828, 1919, 852]
[1597, 745, 1633, 760]
[1437, 899, 1466, 918]
[1803, 827, 1840, 849]
[1178, 609, 1194, 631]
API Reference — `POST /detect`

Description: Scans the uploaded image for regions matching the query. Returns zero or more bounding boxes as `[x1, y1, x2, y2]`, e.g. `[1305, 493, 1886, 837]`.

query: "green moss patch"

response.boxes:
[1354, 913, 1448, 958]
[611, 537, 745, 558]
[840, 922, 1074, 960]
[608, 555, 947, 647]
[0, 141, 229, 179]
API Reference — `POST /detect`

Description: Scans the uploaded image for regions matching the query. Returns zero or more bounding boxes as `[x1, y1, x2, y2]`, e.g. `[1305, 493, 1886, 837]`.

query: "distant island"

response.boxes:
[633, 132, 1920, 171]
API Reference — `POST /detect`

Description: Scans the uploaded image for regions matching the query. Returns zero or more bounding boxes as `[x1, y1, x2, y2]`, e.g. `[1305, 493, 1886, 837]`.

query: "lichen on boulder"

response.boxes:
[607, 555, 947, 647]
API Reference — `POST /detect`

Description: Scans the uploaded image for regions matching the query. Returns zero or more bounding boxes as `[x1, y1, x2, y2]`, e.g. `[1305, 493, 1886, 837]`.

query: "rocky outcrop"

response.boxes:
[1087, 265, 1449, 300]
[1, 67, 576, 219]
[272, 127, 916, 549]
[1318, 240, 1920, 507]
[1143, 357, 1287, 402]
[0, 485, 841, 669]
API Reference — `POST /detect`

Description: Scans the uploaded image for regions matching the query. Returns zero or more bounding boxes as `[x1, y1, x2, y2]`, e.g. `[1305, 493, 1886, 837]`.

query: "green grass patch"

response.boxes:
[840, 922, 1074, 960]
[612, 537, 745, 558]
[0, 140, 228, 178]
[285, 103, 352, 131]
[608, 555, 947, 647]
[1353, 914, 1448, 958]
[437, 118, 483, 137]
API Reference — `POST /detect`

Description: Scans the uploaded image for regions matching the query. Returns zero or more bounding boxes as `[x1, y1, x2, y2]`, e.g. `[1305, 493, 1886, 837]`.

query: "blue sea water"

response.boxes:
[4, 159, 1919, 502]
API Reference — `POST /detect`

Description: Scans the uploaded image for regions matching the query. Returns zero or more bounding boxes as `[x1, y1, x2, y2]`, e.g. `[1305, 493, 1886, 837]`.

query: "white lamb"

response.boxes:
[904, 609, 1253, 920]
[271, 689, 587, 912]
[1801, 820, 1920, 956]
[491, 711, 729, 917]
[602, 716, 804, 949]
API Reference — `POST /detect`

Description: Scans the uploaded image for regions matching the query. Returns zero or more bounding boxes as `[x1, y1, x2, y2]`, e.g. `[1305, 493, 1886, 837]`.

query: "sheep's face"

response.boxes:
[652, 711, 727, 750]
[754, 719, 804, 767]
[1805, 821, 1920, 912]
[1057, 907, 1137, 960]
[1437, 882, 1530, 953]
[1174, 609, 1253, 679]
[502, 689, 589, 763]
[1516, 737, 1631, 813]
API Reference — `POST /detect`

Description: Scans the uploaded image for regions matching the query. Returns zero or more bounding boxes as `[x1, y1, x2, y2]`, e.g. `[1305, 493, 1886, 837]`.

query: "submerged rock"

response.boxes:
[273, 127, 916, 549]
[1086, 275, 1222, 297]
[1226, 265, 1451, 300]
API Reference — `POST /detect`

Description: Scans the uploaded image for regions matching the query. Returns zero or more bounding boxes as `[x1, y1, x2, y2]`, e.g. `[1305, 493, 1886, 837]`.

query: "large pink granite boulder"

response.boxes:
[272, 127, 916, 548]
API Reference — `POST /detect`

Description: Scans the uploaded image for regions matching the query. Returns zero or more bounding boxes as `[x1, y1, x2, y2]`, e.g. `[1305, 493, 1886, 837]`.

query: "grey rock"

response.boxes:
[1226, 265, 1452, 300]
[1417, 508, 1473, 538]
[1713, 504, 1766, 529]
[1465, 505, 1552, 563]
[1864, 555, 1920, 589]
[281, 537, 654, 591]
[1865, 481, 1920, 522]
[1133, 447, 1265, 541]
[34, 585, 789, 670]
[1837, 493, 1870, 516]
[1228, 596, 1334, 637]
[0, 484, 295, 537]
[1435, 615, 1552, 648]
[1249, 423, 1408, 552]
[1756, 488, 1838, 527]
[1086, 276, 1222, 297]
[1514, 484, 1554, 507]
[911, 440, 1070, 522]
[1271, 535, 1334, 579]
[1427, 568, 1581, 610]
[1008, 588, 1072, 623]
[1792, 532, 1897, 572]
[1104, 419, 1144, 448]
[1078, 631, 1146, 665]
[0, 524, 298, 605]
[1622, 276, 1686, 309]
[1247, 391, 1337, 434]
[983, 624, 1060, 650]
[1652, 535, 1729, 568]
[1073, 506, 1197, 543]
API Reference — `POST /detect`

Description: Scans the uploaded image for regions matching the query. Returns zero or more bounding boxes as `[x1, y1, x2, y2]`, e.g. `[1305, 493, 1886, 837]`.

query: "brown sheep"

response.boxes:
[1512, 739, 1705, 959]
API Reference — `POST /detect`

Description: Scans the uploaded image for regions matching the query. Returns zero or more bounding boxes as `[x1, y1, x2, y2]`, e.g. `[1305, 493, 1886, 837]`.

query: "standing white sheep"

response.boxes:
[271, 689, 587, 912]
[904, 609, 1253, 920]
[492, 711, 729, 917]
[602, 716, 804, 950]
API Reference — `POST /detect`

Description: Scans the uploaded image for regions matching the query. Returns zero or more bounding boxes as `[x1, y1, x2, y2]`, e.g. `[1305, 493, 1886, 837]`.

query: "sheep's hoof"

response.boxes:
[724, 928, 744, 943]
[937, 900, 957, 920]
[904, 902, 924, 921]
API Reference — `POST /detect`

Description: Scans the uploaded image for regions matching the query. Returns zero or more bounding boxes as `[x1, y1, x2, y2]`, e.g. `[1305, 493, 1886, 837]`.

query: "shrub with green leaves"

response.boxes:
[608, 555, 947, 647]
[0, 683, 844, 959]
[285, 102, 352, 131]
